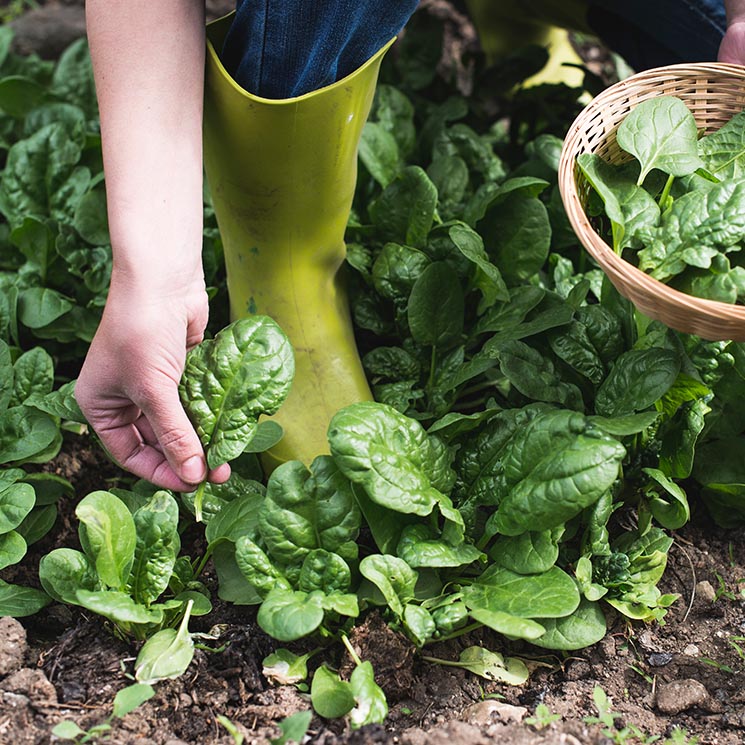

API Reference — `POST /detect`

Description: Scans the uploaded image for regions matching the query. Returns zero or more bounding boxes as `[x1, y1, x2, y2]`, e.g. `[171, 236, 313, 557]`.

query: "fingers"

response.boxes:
[208, 462, 232, 484]
[97, 416, 201, 492]
[137, 414, 232, 485]
[136, 384, 209, 486]
[718, 22, 745, 64]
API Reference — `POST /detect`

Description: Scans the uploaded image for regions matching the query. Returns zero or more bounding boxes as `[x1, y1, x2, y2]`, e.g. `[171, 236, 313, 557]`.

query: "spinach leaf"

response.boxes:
[448, 222, 509, 311]
[328, 402, 450, 519]
[135, 601, 195, 684]
[616, 96, 704, 185]
[490, 529, 562, 575]
[129, 492, 180, 606]
[577, 154, 660, 251]
[497, 340, 584, 410]
[179, 316, 294, 470]
[234, 536, 292, 597]
[529, 598, 606, 650]
[298, 549, 352, 594]
[698, 110, 745, 179]
[349, 661, 389, 729]
[359, 554, 418, 617]
[464, 565, 579, 620]
[481, 193, 551, 283]
[372, 243, 430, 304]
[257, 588, 326, 641]
[260, 456, 360, 572]
[595, 348, 680, 417]
[637, 180, 745, 280]
[396, 524, 484, 568]
[368, 166, 438, 248]
[359, 122, 401, 188]
[0, 579, 50, 617]
[407, 261, 464, 349]
[311, 665, 356, 719]
[0, 121, 90, 227]
[76, 491, 136, 590]
[491, 410, 625, 536]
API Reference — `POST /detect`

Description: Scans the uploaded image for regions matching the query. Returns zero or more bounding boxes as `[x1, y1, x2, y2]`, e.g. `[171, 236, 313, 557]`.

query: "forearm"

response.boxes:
[725, 0, 745, 25]
[86, 1, 206, 293]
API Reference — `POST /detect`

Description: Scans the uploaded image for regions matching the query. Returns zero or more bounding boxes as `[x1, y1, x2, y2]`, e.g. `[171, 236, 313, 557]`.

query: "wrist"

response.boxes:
[108, 262, 206, 305]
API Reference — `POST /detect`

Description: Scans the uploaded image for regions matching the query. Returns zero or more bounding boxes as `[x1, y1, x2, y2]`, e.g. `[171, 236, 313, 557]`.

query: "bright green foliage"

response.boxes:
[3, 21, 745, 726]
[0, 468, 51, 615]
[262, 648, 313, 686]
[180, 316, 294, 471]
[40, 491, 209, 640]
[269, 711, 313, 745]
[580, 95, 745, 302]
[135, 600, 195, 684]
[616, 96, 704, 185]
[310, 639, 388, 729]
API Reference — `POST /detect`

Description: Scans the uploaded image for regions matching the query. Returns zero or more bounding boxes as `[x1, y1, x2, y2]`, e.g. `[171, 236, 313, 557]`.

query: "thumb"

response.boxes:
[140, 385, 208, 485]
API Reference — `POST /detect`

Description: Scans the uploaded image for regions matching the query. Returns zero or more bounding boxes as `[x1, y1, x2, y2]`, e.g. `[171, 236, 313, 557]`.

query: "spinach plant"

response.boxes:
[39, 489, 210, 641]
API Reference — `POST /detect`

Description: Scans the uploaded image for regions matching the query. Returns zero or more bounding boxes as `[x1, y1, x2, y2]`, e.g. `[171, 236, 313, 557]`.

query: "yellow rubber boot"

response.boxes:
[466, 0, 590, 89]
[203, 15, 392, 470]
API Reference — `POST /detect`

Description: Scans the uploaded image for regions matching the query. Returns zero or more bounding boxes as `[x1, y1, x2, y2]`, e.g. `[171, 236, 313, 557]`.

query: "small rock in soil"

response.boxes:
[462, 700, 527, 726]
[647, 653, 673, 667]
[0, 668, 58, 707]
[0, 617, 27, 677]
[655, 678, 709, 714]
[695, 580, 717, 604]
[401, 720, 490, 745]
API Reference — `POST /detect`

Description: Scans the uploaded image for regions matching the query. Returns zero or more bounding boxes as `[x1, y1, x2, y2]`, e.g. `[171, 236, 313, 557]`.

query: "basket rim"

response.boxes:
[558, 62, 745, 340]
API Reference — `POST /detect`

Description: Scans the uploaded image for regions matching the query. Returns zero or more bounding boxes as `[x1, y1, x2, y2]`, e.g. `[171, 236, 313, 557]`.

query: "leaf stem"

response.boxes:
[658, 173, 675, 210]
[192, 546, 213, 580]
[176, 599, 194, 642]
[193, 481, 206, 523]
[424, 622, 482, 645]
[459, 381, 496, 398]
[341, 633, 363, 667]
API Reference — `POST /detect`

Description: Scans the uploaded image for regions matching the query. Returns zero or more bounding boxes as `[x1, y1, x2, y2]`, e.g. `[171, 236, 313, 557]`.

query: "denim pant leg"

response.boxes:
[587, 0, 726, 70]
[220, 0, 418, 99]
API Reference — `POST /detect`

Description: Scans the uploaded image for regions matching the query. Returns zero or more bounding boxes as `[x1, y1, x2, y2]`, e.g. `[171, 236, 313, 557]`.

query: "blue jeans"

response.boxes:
[220, 0, 418, 98]
[588, 0, 725, 70]
[220, 0, 726, 99]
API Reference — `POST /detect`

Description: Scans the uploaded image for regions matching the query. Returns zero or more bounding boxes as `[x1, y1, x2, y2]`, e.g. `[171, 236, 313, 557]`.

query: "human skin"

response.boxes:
[76, 1, 229, 491]
[76, 0, 745, 491]
[720, 0, 745, 61]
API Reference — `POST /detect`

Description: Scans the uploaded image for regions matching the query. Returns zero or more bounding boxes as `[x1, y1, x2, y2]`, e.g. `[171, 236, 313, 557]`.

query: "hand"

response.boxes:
[76, 274, 231, 491]
[718, 21, 745, 64]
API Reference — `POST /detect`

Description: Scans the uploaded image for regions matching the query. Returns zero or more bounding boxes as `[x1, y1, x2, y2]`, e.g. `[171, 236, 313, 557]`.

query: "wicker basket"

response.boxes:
[558, 63, 745, 341]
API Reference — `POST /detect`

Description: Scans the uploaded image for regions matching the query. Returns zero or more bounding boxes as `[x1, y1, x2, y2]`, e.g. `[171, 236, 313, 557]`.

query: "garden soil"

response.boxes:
[2, 2, 744, 744]
[0, 436, 744, 744]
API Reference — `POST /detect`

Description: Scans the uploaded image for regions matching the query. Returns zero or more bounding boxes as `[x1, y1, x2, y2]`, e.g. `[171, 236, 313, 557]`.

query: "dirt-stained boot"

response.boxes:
[203, 15, 393, 470]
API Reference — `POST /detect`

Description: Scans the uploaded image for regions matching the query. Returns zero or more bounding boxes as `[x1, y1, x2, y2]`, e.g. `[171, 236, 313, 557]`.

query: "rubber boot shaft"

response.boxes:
[203, 15, 391, 469]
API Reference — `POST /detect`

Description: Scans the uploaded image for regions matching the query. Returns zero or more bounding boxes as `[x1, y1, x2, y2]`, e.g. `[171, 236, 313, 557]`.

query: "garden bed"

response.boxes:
[1, 3, 744, 745]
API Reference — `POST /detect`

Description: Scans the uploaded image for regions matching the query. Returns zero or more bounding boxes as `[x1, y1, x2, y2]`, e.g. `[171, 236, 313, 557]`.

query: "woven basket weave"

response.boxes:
[558, 63, 745, 341]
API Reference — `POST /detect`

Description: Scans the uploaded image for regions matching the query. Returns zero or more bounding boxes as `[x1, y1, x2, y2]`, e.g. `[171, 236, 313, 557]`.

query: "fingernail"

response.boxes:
[182, 455, 206, 483]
